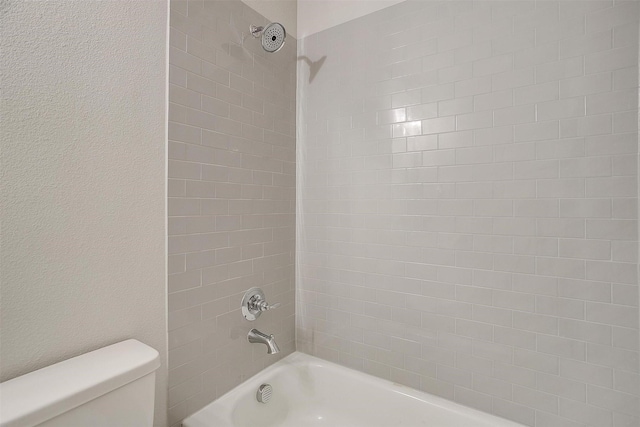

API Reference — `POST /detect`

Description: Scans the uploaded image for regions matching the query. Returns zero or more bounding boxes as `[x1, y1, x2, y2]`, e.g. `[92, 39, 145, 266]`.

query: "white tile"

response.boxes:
[559, 30, 612, 60]
[493, 142, 535, 162]
[513, 385, 559, 413]
[586, 1, 640, 34]
[536, 56, 583, 84]
[491, 28, 535, 55]
[536, 257, 586, 279]
[494, 254, 536, 273]
[536, 138, 585, 159]
[587, 384, 639, 417]
[392, 89, 422, 108]
[514, 199, 559, 217]
[613, 66, 638, 90]
[586, 260, 637, 285]
[474, 89, 513, 111]
[392, 121, 422, 137]
[514, 160, 559, 180]
[494, 105, 536, 126]
[474, 199, 513, 217]
[537, 97, 586, 121]
[439, 97, 474, 117]
[560, 72, 612, 98]
[559, 398, 614, 427]
[560, 358, 613, 389]
[455, 76, 492, 98]
[473, 54, 512, 77]
[514, 121, 559, 142]
[587, 343, 638, 372]
[473, 126, 514, 146]
[455, 146, 493, 165]
[512, 274, 557, 296]
[560, 318, 612, 347]
[492, 68, 535, 91]
[587, 302, 639, 329]
[586, 133, 637, 156]
[493, 289, 535, 312]
[537, 178, 585, 198]
[586, 219, 637, 240]
[493, 398, 536, 426]
[513, 348, 559, 374]
[587, 90, 638, 115]
[537, 218, 585, 238]
[587, 176, 636, 198]
[560, 199, 611, 221]
[585, 45, 638, 74]
[536, 15, 585, 45]
[535, 411, 584, 427]
[422, 116, 456, 134]
[377, 108, 407, 124]
[559, 239, 611, 260]
[559, 156, 612, 178]
[422, 83, 455, 103]
[439, 63, 473, 84]
[295, 3, 640, 427]
[456, 111, 493, 131]
[513, 236, 558, 256]
[560, 114, 612, 138]
[514, 82, 559, 106]
[515, 41, 559, 69]
[613, 110, 639, 134]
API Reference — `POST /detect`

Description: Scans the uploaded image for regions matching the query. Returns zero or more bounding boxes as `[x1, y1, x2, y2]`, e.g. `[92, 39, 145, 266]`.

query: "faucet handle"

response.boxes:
[257, 301, 281, 311]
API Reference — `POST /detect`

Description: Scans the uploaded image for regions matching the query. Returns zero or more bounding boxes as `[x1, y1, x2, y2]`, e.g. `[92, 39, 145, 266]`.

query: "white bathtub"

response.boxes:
[182, 352, 523, 427]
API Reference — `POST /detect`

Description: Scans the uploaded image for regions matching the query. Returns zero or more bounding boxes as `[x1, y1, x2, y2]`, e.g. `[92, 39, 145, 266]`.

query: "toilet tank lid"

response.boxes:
[0, 339, 160, 427]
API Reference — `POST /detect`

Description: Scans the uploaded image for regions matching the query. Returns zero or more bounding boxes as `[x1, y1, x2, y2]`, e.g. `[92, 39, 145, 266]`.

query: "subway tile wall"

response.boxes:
[297, 1, 639, 426]
[168, 1, 296, 424]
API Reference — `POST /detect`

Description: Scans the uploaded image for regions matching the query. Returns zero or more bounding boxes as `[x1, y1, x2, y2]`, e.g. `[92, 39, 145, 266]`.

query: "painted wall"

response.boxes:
[297, 1, 639, 426]
[297, 0, 405, 38]
[167, 1, 297, 424]
[241, 0, 298, 38]
[0, 1, 168, 425]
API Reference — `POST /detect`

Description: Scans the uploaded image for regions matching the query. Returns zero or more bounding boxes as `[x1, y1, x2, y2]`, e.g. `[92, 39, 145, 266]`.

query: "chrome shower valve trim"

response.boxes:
[241, 287, 281, 321]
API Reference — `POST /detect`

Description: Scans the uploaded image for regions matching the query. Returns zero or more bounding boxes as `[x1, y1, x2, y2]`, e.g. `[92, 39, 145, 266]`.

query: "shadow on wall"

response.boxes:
[297, 55, 327, 83]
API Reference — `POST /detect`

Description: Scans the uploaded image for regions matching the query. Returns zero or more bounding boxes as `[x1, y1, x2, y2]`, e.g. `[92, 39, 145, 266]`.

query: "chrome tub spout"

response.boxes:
[248, 329, 280, 354]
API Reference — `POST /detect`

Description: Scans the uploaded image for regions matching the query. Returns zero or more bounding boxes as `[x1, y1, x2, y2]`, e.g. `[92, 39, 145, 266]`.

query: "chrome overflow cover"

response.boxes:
[257, 384, 273, 403]
[242, 287, 281, 321]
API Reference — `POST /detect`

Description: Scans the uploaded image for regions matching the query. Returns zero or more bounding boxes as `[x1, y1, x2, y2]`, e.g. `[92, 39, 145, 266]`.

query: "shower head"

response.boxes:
[249, 22, 286, 53]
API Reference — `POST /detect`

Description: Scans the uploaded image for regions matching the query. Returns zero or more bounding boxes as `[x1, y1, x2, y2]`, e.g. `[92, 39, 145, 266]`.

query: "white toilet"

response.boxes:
[0, 339, 160, 427]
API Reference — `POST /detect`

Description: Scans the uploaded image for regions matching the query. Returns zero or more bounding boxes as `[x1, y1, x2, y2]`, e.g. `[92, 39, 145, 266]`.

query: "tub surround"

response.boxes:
[297, 1, 639, 426]
[167, 0, 297, 424]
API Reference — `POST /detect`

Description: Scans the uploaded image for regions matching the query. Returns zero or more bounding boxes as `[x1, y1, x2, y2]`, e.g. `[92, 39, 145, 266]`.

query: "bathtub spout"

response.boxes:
[248, 328, 280, 354]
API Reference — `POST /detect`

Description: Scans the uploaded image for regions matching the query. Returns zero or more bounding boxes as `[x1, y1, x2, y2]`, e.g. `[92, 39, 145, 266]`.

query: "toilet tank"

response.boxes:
[0, 339, 160, 427]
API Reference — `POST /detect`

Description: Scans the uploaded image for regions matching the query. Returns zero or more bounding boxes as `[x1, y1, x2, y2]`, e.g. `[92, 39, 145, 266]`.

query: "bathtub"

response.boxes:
[182, 352, 523, 427]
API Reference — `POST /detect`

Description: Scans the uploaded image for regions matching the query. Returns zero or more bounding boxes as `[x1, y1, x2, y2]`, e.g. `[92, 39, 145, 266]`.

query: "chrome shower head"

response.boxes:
[249, 22, 286, 53]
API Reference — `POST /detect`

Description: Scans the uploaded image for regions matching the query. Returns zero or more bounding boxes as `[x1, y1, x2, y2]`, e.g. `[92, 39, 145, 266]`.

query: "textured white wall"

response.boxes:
[0, 1, 168, 425]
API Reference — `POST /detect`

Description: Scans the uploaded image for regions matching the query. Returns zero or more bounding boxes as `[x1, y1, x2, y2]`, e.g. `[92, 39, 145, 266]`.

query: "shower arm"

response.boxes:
[249, 25, 264, 38]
